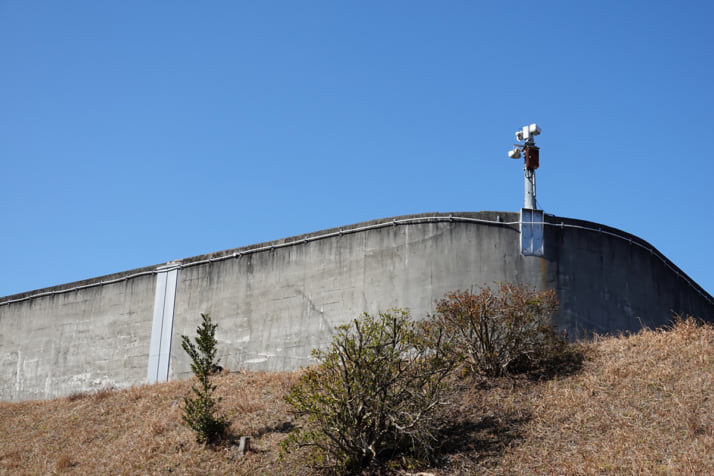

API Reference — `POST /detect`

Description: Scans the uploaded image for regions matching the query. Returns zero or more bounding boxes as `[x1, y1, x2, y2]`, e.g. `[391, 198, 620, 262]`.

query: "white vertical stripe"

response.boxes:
[157, 269, 178, 381]
[147, 267, 178, 383]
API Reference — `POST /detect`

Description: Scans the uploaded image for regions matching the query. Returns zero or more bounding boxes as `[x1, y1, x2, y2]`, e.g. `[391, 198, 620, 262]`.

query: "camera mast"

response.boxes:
[508, 123, 541, 210]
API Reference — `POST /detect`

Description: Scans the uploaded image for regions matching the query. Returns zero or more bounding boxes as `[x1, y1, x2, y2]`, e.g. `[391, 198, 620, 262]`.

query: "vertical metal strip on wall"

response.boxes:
[147, 267, 178, 384]
[521, 208, 544, 257]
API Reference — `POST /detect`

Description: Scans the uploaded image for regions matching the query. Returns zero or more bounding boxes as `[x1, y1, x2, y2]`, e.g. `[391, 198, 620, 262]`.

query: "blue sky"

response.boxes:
[1, 1, 713, 298]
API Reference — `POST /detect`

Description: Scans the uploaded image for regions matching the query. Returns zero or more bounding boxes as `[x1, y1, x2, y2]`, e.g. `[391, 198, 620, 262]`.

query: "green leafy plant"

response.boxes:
[432, 283, 565, 378]
[181, 312, 228, 445]
[283, 309, 455, 473]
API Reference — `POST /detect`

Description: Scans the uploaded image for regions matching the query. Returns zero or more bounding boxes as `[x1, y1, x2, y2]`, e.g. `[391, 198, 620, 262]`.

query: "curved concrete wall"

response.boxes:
[1, 211, 712, 401]
[542, 216, 714, 336]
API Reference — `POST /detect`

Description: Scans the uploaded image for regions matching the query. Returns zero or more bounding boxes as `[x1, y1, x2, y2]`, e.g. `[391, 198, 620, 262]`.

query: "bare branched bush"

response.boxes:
[432, 283, 565, 378]
[283, 309, 455, 473]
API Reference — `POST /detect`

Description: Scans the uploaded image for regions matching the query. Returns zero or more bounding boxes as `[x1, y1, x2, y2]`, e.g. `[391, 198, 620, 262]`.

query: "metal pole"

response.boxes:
[523, 167, 537, 210]
[524, 138, 537, 210]
[524, 167, 536, 209]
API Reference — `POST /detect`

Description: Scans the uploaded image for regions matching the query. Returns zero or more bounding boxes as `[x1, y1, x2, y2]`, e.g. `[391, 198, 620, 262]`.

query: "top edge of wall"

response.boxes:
[0, 210, 518, 303]
[3, 210, 710, 307]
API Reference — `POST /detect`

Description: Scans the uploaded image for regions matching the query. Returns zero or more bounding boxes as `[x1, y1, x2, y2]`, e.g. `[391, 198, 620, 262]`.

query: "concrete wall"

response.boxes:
[168, 212, 541, 378]
[1, 211, 712, 401]
[542, 215, 714, 336]
[0, 272, 156, 401]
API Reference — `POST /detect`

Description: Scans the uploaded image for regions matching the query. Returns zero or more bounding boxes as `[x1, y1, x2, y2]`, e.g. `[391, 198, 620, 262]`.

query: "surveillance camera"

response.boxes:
[527, 123, 541, 136]
[516, 123, 542, 141]
[508, 147, 522, 159]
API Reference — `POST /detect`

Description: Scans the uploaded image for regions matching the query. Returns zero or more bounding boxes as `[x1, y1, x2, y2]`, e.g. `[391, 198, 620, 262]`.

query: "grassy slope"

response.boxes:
[0, 318, 712, 475]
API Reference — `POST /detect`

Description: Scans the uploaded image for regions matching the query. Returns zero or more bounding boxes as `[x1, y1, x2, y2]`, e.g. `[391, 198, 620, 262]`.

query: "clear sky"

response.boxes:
[1, 1, 713, 298]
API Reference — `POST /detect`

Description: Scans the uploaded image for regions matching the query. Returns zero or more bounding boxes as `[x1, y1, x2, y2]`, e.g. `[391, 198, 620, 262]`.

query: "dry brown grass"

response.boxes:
[492, 316, 714, 475]
[1, 317, 712, 475]
[0, 371, 309, 475]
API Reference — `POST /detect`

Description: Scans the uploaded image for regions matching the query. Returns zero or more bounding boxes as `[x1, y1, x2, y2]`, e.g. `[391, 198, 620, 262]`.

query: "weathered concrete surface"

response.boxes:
[169, 212, 538, 379]
[543, 215, 714, 337]
[0, 274, 155, 401]
[1, 211, 712, 401]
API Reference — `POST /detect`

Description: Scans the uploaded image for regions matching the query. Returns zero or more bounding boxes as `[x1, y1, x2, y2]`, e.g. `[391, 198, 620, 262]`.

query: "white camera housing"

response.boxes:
[508, 147, 522, 159]
[515, 123, 541, 141]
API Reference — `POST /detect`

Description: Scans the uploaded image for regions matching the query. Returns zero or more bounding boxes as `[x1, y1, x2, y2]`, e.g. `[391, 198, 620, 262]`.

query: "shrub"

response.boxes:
[181, 313, 228, 445]
[432, 283, 564, 378]
[284, 309, 455, 473]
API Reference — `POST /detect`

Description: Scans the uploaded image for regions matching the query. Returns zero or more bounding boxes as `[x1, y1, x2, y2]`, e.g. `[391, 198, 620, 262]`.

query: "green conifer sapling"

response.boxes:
[181, 312, 227, 445]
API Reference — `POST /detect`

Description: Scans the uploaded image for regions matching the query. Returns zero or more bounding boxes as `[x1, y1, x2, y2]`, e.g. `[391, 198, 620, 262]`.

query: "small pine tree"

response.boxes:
[181, 313, 228, 445]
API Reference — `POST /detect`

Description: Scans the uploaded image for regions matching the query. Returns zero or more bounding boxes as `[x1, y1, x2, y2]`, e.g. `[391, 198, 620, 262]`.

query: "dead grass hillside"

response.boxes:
[493, 316, 714, 474]
[1, 317, 712, 475]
